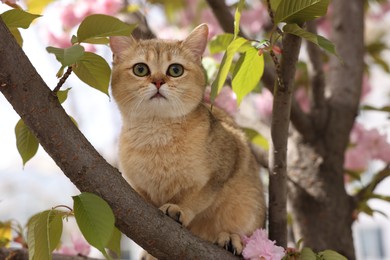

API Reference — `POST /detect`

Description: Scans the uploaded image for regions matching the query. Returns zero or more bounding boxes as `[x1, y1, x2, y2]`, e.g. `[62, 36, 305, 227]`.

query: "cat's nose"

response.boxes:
[152, 80, 165, 89]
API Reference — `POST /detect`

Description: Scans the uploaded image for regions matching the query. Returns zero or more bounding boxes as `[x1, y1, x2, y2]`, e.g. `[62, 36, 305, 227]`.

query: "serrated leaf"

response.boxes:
[0, 9, 41, 29]
[73, 193, 115, 258]
[57, 88, 71, 104]
[27, 210, 64, 260]
[106, 227, 122, 258]
[300, 247, 317, 260]
[73, 52, 111, 95]
[46, 45, 85, 68]
[232, 47, 264, 104]
[26, 0, 53, 14]
[274, 0, 329, 24]
[283, 23, 338, 57]
[77, 14, 136, 43]
[211, 37, 248, 102]
[318, 249, 347, 260]
[209, 34, 234, 54]
[234, 0, 245, 39]
[244, 128, 269, 151]
[15, 119, 39, 166]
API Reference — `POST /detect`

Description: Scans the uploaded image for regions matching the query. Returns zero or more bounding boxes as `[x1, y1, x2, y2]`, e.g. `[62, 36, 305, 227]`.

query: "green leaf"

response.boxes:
[73, 193, 115, 258]
[77, 14, 136, 43]
[283, 24, 338, 57]
[73, 52, 111, 95]
[27, 210, 64, 260]
[211, 37, 248, 102]
[57, 88, 71, 104]
[106, 227, 122, 258]
[9, 27, 23, 47]
[46, 45, 85, 68]
[244, 128, 269, 151]
[270, 0, 283, 11]
[361, 105, 390, 113]
[318, 249, 347, 260]
[0, 9, 41, 29]
[232, 47, 264, 104]
[300, 247, 317, 260]
[274, 0, 329, 24]
[209, 33, 234, 54]
[234, 0, 245, 39]
[15, 119, 39, 166]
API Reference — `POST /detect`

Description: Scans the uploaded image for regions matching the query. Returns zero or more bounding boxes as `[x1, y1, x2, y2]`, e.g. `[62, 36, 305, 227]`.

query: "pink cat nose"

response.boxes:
[153, 80, 165, 89]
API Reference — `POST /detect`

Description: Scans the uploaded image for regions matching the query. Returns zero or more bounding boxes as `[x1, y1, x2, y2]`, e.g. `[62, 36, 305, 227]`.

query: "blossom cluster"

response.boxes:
[242, 229, 285, 260]
[344, 123, 390, 171]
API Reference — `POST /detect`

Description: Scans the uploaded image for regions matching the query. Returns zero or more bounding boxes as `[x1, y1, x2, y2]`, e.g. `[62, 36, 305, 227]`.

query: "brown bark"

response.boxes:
[268, 33, 302, 247]
[0, 17, 239, 260]
[288, 1, 365, 259]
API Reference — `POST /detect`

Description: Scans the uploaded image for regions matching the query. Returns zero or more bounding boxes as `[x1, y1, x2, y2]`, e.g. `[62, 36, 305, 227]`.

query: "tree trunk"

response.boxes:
[288, 1, 364, 259]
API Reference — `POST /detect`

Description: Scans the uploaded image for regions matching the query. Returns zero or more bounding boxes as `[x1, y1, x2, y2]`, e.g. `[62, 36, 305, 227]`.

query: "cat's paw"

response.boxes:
[159, 203, 193, 226]
[215, 232, 243, 256]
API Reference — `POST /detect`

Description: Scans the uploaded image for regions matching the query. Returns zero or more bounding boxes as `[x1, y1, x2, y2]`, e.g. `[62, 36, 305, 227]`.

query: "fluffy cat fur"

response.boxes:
[110, 24, 265, 259]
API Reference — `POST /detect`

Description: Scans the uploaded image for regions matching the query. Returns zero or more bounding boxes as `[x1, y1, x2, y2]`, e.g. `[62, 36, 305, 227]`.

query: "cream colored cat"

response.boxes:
[110, 24, 265, 259]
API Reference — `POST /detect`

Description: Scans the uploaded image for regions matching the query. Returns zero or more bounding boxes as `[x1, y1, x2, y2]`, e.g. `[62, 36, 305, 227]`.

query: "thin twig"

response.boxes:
[355, 165, 390, 204]
[53, 66, 72, 93]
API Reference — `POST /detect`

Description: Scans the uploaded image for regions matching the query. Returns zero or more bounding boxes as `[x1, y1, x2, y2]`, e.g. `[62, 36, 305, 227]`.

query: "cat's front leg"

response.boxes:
[159, 203, 195, 226]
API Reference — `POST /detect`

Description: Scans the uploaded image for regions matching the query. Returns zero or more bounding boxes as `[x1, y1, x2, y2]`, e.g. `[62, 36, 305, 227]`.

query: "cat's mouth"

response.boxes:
[151, 92, 166, 99]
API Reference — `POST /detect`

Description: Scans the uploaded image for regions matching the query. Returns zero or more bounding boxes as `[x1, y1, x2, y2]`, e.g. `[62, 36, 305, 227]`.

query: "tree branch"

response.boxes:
[355, 165, 390, 205]
[268, 32, 302, 248]
[306, 21, 327, 134]
[0, 18, 238, 260]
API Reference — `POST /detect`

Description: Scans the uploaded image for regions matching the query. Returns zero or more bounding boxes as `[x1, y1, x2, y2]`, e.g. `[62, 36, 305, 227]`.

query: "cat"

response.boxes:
[110, 23, 266, 259]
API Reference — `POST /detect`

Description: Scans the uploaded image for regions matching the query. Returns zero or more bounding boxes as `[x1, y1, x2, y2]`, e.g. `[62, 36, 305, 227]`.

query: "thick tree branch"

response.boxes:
[268, 32, 302, 248]
[0, 18, 238, 260]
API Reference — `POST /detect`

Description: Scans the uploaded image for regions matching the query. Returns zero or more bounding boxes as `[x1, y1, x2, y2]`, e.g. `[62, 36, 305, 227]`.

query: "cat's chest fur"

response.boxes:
[118, 117, 210, 206]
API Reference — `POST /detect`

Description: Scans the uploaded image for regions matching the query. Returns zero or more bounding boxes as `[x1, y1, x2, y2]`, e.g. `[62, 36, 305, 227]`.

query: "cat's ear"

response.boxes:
[182, 23, 209, 58]
[110, 36, 136, 56]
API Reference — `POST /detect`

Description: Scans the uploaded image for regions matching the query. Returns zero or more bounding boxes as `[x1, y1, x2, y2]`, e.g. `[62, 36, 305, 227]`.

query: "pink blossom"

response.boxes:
[45, 31, 72, 48]
[253, 88, 273, 119]
[57, 234, 91, 256]
[242, 229, 285, 260]
[60, 3, 81, 29]
[344, 123, 390, 171]
[204, 86, 237, 116]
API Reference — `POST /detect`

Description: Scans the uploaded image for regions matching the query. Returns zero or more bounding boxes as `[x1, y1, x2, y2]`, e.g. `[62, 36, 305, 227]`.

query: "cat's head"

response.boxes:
[110, 24, 208, 120]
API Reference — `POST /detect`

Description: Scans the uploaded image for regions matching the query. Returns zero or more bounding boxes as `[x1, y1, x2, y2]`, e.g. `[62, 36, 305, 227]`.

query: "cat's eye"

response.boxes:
[133, 63, 150, 77]
[167, 64, 184, 77]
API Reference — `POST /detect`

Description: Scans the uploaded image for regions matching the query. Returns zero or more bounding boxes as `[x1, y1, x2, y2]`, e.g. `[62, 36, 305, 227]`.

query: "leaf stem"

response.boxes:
[53, 66, 72, 93]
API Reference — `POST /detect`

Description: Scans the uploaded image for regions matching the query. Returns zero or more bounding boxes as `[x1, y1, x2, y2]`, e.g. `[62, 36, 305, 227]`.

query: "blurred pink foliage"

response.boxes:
[242, 229, 285, 260]
[204, 86, 237, 116]
[57, 234, 91, 256]
[46, 0, 122, 48]
[345, 123, 390, 171]
[253, 88, 273, 120]
[295, 87, 310, 113]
